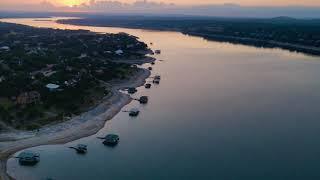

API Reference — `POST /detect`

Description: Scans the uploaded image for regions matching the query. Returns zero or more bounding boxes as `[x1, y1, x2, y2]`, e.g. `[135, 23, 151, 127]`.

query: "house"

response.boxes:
[46, 83, 60, 91]
[126, 44, 134, 48]
[115, 49, 124, 55]
[0, 76, 5, 83]
[16, 91, 41, 105]
[104, 51, 112, 54]
[0, 46, 10, 51]
[78, 53, 87, 59]
[95, 69, 104, 74]
[64, 79, 78, 87]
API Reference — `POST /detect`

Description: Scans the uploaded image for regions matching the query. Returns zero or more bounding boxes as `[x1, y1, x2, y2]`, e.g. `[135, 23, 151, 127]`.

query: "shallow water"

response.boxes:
[3, 17, 320, 180]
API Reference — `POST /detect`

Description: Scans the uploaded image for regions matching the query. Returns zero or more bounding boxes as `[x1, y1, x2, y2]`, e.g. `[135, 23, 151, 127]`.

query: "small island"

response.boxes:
[0, 22, 152, 131]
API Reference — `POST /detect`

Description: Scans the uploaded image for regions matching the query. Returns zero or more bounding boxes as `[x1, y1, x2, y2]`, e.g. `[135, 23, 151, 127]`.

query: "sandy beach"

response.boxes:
[0, 66, 152, 180]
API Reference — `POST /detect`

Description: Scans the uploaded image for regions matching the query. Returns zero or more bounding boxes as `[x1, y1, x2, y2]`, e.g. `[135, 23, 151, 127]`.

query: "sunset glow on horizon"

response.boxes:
[2, 0, 320, 7]
[59, 0, 85, 6]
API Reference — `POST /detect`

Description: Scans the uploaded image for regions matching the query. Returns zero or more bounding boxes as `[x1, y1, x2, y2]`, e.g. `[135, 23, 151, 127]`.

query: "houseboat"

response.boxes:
[70, 144, 88, 154]
[154, 75, 161, 80]
[139, 96, 149, 104]
[155, 50, 161, 54]
[103, 134, 120, 146]
[153, 79, 160, 84]
[129, 108, 140, 117]
[145, 83, 152, 89]
[18, 151, 40, 166]
[127, 87, 137, 94]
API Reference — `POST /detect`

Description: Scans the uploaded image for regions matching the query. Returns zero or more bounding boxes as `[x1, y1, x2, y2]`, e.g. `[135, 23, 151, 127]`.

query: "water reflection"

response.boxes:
[2, 17, 320, 180]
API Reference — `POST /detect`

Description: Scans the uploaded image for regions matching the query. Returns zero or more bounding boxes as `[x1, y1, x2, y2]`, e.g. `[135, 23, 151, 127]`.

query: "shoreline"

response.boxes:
[0, 66, 152, 180]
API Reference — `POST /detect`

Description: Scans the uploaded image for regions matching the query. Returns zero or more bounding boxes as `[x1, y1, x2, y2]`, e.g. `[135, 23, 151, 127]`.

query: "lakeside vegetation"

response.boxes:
[0, 22, 150, 131]
[58, 16, 320, 55]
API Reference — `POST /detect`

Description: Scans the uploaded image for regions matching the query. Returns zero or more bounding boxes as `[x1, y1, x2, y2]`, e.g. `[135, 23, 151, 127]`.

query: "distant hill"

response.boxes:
[271, 16, 297, 21]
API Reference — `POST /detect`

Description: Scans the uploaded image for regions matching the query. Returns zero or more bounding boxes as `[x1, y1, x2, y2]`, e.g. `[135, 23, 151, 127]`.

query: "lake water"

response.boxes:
[2, 17, 320, 180]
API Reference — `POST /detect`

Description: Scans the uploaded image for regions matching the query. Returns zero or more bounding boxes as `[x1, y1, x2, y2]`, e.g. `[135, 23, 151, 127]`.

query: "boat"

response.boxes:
[155, 50, 161, 54]
[127, 87, 137, 94]
[103, 134, 120, 146]
[73, 144, 88, 154]
[153, 79, 160, 84]
[145, 83, 152, 89]
[153, 75, 161, 84]
[129, 108, 140, 116]
[154, 75, 161, 80]
[18, 151, 40, 166]
[139, 96, 149, 104]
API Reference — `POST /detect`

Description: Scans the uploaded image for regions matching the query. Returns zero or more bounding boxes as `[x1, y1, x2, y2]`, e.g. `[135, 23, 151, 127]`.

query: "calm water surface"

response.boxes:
[2, 18, 320, 180]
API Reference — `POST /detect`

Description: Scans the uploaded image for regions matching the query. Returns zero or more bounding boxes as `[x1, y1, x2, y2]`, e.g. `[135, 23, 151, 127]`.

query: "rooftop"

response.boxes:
[46, 83, 60, 89]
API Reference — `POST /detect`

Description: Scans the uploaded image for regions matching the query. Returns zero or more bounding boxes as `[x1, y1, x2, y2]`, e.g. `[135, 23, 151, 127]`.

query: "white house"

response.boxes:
[115, 49, 124, 55]
[46, 83, 60, 91]
[0, 46, 10, 51]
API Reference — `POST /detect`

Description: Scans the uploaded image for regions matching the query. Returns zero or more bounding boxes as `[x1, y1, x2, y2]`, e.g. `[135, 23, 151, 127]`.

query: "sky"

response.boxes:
[1, 0, 320, 18]
[1, 0, 320, 6]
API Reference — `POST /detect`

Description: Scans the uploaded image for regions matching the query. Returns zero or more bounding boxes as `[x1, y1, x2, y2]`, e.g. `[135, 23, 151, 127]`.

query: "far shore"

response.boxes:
[57, 18, 320, 57]
[0, 59, 154, 179]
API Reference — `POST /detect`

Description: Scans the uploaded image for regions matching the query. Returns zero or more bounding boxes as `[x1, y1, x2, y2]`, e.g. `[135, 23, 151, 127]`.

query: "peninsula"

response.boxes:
[0, 22, 152, 132]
